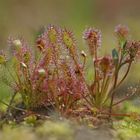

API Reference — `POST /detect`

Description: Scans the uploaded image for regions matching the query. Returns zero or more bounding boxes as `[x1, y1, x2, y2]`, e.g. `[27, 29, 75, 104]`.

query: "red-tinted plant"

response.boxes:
[0, 24, 139, 118]
[83, 25, 140, 116]
[0, 25, 87, 115]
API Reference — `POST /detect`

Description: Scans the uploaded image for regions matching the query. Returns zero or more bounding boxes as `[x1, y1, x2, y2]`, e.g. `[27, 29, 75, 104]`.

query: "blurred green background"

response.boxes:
[0, 0, 140, 99]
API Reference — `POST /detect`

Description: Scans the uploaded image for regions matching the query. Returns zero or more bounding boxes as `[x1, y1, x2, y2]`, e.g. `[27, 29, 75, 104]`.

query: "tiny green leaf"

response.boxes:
[122, 40, 127, 55]
[122, 40, 127, 49]
[112, 48, 118, 60]
[62, 30, 74, 48]
[112, 48, 119, 65]
[119, 39, 127, 49]
[48, 26, 57, 44]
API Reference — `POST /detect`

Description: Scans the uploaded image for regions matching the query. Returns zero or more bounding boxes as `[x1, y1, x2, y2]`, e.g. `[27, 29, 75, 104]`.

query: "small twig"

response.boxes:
[6, 92, 17, 116]
[109, 62, 132, 117]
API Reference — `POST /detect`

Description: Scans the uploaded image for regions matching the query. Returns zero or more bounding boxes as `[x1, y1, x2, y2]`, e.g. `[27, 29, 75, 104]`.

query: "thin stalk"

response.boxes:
[6, 92, 17, 116]
[117, 62, 132, 88]
[109, 51, 124, 117]
[109, 59, 132, 117]
[93, 45, 101, 106]
[109, 67, 119, 117]
[101, 77, 111, 105]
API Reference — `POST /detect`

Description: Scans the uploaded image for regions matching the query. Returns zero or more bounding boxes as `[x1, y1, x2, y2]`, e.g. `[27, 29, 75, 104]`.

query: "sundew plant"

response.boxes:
[0, 24, 140, 119]
[83, 25, 140, 117]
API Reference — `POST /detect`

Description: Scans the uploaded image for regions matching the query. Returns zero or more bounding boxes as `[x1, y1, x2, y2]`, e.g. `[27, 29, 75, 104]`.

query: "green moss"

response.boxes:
[114, 119, 140, 140]
[36, 121, 74, 140]
[0, 126, 36, 140]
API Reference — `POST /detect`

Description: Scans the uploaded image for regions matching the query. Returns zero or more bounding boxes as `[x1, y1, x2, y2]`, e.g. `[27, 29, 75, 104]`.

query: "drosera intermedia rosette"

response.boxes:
[0, 24, 139, 121]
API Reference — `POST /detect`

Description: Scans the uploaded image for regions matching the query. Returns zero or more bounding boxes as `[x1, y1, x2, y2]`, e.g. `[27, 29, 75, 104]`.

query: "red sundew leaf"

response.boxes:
[114, 24, 129, 39]
[83, 27, 102, 47]
[61, 29, 76, 48]
[47, 25, 58, 44]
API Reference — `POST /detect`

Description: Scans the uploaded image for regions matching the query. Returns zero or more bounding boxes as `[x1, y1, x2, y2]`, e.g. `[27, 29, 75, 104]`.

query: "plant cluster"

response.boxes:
[83, 25, 140, 115]
[0, 24, 140, 119]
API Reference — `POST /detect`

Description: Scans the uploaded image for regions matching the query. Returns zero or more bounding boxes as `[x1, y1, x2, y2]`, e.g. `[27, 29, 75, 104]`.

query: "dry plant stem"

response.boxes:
[109, 70, 119, 117]
[109, 62, 132, 117]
